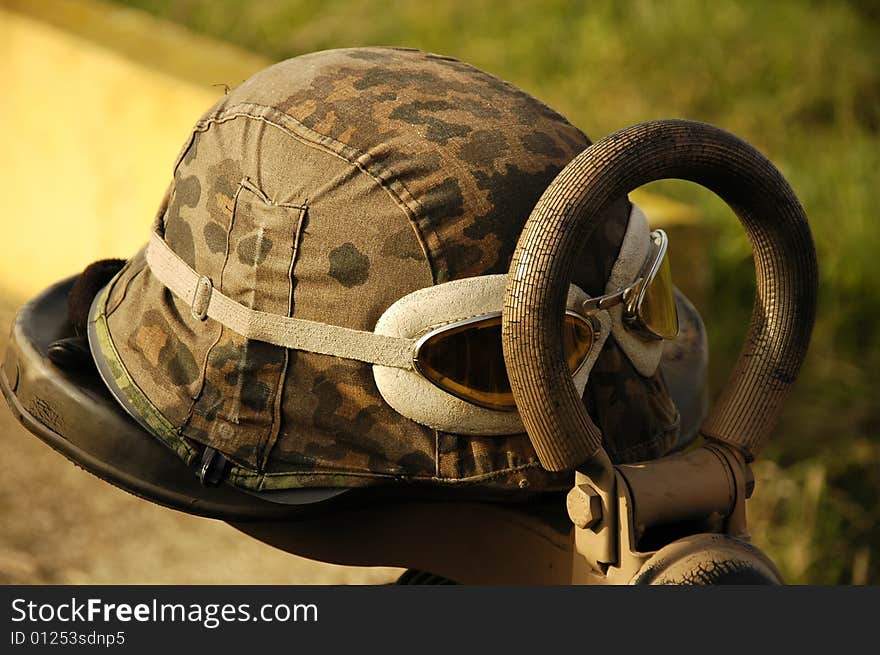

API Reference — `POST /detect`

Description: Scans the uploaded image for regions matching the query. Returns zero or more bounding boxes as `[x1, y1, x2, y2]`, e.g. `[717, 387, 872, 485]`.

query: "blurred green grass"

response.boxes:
[112, 0, 880, 583]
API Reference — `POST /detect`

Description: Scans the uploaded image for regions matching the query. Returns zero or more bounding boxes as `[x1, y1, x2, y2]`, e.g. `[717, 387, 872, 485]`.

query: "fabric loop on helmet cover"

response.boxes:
[146, 229, 417, 369]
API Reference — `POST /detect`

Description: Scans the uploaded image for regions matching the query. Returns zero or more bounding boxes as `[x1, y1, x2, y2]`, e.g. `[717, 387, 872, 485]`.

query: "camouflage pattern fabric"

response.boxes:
[94, 47, 679, 494]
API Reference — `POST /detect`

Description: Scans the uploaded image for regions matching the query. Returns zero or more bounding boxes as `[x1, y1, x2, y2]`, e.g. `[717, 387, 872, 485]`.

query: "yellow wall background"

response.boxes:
[0, 0, 268, 301]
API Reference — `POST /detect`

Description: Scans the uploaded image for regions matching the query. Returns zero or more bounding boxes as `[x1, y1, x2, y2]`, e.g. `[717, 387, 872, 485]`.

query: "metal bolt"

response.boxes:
[566, 484, 603, 530]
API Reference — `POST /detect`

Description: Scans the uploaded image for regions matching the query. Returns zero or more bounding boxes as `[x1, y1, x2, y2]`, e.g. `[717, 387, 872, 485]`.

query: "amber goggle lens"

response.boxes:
[414, 313, 595, 411]
[638, 247, 678, 339]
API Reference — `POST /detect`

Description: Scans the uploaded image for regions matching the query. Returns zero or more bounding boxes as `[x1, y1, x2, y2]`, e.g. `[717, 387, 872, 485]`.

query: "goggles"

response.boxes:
[410, 229, 677, 412]
[141, 204, 676, 435]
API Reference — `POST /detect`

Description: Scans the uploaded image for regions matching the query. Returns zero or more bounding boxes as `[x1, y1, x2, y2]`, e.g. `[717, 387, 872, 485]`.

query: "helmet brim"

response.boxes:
[2, 276, 708, 519]
[1, 276, 350, 520]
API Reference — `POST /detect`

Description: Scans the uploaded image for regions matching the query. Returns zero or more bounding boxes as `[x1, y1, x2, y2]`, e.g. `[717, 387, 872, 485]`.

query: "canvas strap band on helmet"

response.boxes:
[146, 228, 416, 369]
[503, 119, 817, 582]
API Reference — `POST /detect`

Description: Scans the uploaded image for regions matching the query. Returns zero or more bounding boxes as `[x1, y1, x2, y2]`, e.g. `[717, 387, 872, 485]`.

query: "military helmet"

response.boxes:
[75, 47, 681, 498]
[2, 45, 819, 586]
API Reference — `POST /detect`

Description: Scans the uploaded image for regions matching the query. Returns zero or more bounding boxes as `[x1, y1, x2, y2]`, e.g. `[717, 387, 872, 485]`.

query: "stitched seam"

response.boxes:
[105, 258, 146, 318]
[180, 180, 245, 433]
[218, 182, 292, 463]
[192, 103, 444, 284]
[260, 204, 308, 470]
[224, 459, 545, 484]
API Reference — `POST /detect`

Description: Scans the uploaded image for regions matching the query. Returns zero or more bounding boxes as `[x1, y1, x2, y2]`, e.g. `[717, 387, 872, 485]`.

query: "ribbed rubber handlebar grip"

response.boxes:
[503, 120, 817, 471]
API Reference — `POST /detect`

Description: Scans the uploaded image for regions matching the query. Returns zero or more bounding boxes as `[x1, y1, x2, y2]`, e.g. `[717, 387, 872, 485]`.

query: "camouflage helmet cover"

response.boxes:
[90, 47, 680, 495]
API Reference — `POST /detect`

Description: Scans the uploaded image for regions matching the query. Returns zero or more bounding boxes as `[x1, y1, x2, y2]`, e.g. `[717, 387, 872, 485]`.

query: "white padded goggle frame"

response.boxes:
[372, 275, 611, 435]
